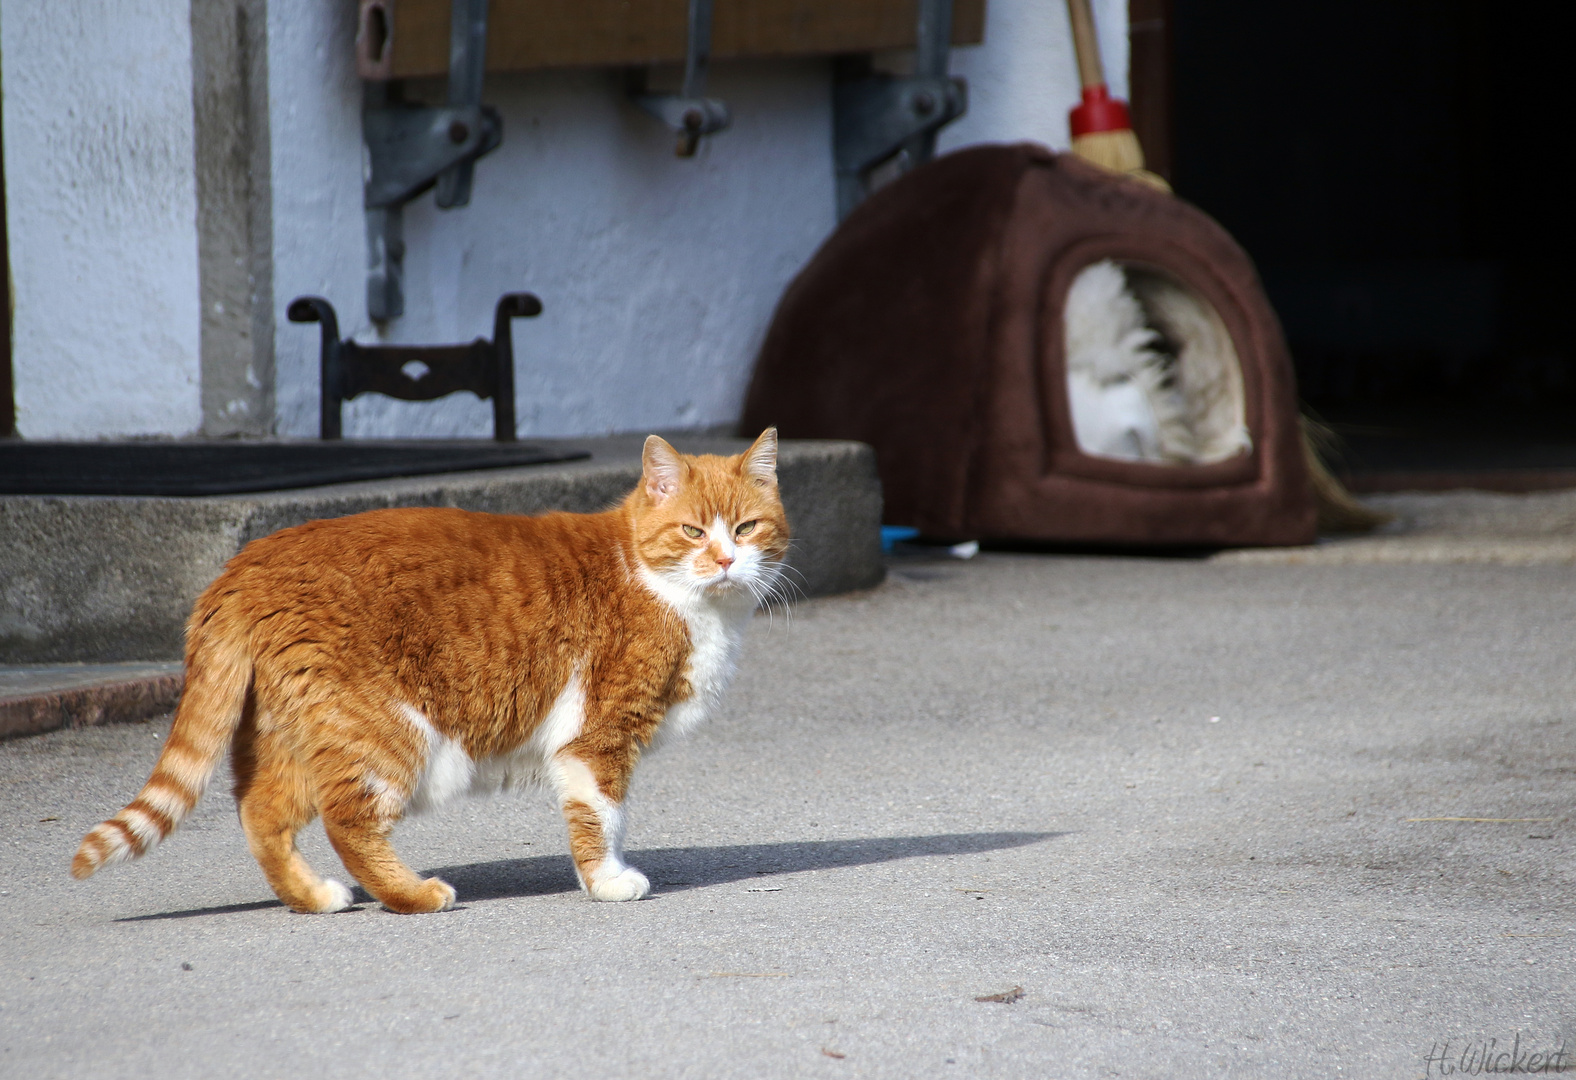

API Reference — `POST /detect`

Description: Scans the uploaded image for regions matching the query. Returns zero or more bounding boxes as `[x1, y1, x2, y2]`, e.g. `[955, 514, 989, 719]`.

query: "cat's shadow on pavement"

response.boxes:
[118, 831, 1063, 920]
[434, 830, 1066, 902]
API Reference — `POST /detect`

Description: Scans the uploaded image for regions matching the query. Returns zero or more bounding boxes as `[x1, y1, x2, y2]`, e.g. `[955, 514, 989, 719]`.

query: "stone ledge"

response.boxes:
[1, 436, 884, 663]
[0, 665, 183, 741]
[1216, 538, 1576, 566]
[1213, 488, 1576, 566]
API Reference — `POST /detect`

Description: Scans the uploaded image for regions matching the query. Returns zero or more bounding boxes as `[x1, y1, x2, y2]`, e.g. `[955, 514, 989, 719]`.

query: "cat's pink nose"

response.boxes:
[716, 555, 734, 570]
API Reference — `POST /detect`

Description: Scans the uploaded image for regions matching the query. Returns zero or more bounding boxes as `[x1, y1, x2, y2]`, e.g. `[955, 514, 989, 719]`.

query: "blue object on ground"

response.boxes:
[881, 525, 921, 552]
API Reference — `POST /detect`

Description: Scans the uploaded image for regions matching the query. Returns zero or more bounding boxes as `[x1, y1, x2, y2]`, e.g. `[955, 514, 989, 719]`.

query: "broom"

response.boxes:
[1064, 0, 1169, 190]
[1062, 0, 1388, 533]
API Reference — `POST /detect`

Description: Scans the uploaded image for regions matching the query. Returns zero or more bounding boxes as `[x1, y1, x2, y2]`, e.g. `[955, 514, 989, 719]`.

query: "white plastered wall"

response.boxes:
[266, 2, 838, 439]
[267, 0, 1124, 440]
[1, 0, 203, 439]
[0, 0, 1123, 440]
[941, 0, 1128, 153]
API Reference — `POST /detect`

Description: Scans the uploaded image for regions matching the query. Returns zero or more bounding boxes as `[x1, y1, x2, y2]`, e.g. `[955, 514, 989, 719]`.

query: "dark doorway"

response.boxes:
[1164, 1, 1576, 486]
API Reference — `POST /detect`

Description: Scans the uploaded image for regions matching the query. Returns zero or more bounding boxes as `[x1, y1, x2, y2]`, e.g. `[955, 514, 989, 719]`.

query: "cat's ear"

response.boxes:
[741, 427, 778, 487]
[642, 435, 686, 504]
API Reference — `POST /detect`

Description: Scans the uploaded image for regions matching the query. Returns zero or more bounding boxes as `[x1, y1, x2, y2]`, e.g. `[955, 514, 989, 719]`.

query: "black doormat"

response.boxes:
[0, 440, 592, 496]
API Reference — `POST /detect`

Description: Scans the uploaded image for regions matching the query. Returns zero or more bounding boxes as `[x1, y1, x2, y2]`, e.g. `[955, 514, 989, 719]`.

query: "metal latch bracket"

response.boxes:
[356, 0, 502, 321]
[832, 0, 967, 220]
[629, 0, 731, 157]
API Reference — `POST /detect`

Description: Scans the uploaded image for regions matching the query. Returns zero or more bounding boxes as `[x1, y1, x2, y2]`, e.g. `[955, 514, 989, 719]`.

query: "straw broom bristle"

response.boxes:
[1069, 131, 1172, 191]
[1070, 129, 1145, 173]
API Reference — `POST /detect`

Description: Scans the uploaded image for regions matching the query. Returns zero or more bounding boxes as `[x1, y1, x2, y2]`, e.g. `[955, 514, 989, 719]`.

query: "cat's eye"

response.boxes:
[682, 524, 705, 539]
[735, 521, 757, 537]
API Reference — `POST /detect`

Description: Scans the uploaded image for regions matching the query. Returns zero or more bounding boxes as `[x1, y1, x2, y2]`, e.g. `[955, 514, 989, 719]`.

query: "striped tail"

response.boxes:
[71, 633, 251, 880]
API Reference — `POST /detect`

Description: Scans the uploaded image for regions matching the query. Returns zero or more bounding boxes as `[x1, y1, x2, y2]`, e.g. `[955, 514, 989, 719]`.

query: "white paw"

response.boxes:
[312, 879, 355, 913]
[588, 866, 650, 902]
[426, 879, 458, 912]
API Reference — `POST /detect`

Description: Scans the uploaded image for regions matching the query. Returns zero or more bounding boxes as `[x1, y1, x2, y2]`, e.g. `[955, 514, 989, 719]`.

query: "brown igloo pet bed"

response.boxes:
[741, 144, 1316, 547]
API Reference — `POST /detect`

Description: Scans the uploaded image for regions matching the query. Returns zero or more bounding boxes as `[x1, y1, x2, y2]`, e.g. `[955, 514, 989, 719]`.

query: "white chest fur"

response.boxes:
[638, 567, 754, 743]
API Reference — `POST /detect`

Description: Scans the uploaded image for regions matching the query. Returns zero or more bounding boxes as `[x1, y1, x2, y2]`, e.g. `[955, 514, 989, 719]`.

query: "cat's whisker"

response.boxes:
[776, 573, 808, 602]
[767, 576, 796, 618]
[746, 579, 781, 629]
[762, 566, 806, 610]
[760, 573, 793, 619]
[748, 563, 800, 630]
[769, 549, 811, 593]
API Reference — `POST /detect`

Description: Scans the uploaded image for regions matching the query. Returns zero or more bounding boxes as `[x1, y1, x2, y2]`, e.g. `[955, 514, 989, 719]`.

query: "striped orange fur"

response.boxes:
[72, 431, 789, 913]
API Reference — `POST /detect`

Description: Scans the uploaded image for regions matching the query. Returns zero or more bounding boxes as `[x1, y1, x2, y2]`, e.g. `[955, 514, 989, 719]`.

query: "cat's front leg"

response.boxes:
[548, 752, 649, 902]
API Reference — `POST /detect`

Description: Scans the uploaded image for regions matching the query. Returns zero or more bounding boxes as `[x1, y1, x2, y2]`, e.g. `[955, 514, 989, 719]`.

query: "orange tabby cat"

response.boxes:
[72, 431, 788, 913]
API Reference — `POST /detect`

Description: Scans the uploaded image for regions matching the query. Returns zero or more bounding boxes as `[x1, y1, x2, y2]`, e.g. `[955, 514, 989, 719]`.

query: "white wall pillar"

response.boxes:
[1, 0, 203, 438]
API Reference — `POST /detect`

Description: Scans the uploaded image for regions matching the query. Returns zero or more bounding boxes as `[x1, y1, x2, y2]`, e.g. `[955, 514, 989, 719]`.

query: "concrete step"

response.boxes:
[1216, 487, 1576, 566]
[0, 662, 183, 740]
[1, 435, 884, 666]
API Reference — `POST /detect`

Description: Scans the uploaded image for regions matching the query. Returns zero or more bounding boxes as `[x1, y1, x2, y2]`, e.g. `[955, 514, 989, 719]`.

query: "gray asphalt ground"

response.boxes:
[2, 552, 1573, 1078]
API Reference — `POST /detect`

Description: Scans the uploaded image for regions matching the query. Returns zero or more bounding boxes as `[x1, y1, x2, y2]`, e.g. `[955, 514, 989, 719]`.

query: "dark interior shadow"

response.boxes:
[426, 830, 1065, 903]
[115, 831, 1063, 920]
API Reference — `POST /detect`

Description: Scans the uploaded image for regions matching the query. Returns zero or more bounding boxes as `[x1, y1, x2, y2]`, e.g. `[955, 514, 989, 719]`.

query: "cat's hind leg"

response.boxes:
[315, 735, 456, 914]
[314, 728, 455, 914]
[550, 753, 649, 902]
[234, 723, 353, 914]
[307, 699, 457, 914]
[319, 810, 456, 914]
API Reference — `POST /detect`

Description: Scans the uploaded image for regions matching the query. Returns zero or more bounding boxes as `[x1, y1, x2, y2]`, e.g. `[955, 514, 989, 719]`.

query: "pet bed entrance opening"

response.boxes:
[1065, 259, 1250, 466]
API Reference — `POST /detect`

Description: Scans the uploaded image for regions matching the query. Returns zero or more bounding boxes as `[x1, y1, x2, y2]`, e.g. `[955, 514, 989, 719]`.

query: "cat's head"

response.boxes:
[628, 429, 791, 604]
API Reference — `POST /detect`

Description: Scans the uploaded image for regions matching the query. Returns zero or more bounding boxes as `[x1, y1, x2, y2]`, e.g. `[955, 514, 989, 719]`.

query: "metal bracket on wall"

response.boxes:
[357, 0, 502, 321]
[832, 0, 966, 220]
[628, 0, 731, 157]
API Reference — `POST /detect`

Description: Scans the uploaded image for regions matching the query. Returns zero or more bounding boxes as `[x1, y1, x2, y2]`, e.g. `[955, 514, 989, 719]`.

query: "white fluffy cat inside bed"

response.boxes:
[1065, 258, 1252, 466]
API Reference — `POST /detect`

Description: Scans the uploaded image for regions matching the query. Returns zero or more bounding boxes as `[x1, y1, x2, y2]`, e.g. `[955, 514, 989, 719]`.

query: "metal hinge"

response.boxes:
[356, 0, 502, 321]
[628, 0, 731, 157]
[833, 0, 967, 220]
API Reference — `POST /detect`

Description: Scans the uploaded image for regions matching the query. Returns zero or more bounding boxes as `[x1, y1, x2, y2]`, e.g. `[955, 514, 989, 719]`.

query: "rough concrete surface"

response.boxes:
[0, 663, 182, 700]
[0, 436, 883, 663]
[0, 663, 184, 741]
[1, 553, 1571, 1078]
[1219, 487, 1576, 566]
